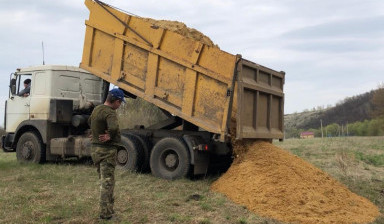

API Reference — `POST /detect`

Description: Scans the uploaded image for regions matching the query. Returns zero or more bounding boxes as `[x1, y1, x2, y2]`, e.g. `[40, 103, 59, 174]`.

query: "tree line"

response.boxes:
[285, 117, 384, 138]
[285, 85, 384, 138]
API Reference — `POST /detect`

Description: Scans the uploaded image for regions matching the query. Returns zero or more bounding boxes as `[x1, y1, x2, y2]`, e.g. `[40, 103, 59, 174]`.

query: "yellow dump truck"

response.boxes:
[80, 0, 285, 179]
[2, 0, 284, 180]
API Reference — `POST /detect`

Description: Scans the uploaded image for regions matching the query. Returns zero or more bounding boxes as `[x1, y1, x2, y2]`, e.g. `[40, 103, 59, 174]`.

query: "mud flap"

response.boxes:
[182, 135, 210, 176]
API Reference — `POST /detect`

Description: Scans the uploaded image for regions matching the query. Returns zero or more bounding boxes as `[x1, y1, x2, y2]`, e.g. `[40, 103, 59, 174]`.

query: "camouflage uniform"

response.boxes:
[88, 104, 121, 219]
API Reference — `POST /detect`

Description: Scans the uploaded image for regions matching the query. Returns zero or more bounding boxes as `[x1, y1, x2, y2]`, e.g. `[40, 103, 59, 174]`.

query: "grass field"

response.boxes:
[0, 136, 383, 224]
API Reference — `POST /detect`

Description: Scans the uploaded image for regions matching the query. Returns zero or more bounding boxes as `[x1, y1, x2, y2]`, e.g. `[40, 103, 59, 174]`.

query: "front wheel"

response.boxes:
[150, 137, 191, 180]
[16, 132, 45, 163]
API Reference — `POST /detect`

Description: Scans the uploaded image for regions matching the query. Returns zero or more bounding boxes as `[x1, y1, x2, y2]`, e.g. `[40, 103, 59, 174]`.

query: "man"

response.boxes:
[18, 79, 31, 97]
[88, 88, 125, 220]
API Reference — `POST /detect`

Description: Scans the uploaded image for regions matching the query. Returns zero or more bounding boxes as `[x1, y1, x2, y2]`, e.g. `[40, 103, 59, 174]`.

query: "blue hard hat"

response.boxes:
[109, 88, 126, 103]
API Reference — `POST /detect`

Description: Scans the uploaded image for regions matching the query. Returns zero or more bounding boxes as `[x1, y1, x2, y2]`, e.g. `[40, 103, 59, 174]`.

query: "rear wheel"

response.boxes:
[116, 135, 144, 172]
[133, 135, 151, 172]
[16, 131, 45, 163]
[150, 137, 190, 180]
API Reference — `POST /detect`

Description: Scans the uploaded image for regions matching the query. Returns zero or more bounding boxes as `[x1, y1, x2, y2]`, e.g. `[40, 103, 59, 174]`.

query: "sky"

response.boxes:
[0, 0, 383, 125]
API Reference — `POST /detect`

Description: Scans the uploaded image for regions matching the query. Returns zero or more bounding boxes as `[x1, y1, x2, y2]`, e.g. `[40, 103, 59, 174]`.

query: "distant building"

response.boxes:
[300, 131, 314, 139]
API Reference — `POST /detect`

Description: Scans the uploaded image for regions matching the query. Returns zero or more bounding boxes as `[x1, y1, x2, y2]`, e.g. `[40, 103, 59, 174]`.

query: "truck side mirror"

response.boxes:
[10, 78, 16, 95]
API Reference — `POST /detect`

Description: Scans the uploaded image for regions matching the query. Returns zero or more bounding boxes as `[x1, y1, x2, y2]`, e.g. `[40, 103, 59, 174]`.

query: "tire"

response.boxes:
[16, 131, 45, 163]
[116, 135, 144, 172]
[150, 137, 191, 180]
[133, 134, 151, 172]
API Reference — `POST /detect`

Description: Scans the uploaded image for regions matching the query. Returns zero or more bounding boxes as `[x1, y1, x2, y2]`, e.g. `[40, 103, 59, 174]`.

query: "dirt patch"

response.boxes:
[211, 141, 380, 224]
[143, 18, 218, 48]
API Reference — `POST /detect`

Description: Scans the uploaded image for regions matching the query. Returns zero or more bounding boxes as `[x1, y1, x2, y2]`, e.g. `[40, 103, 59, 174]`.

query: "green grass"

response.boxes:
[1, 136, 383, 223]
[355, 151, 384, 166]
[0, 150, 280, 224]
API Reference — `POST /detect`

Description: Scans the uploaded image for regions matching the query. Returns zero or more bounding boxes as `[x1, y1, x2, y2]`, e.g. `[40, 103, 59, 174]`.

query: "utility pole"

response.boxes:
[42, 41, 45, 65]
[320, 119, 324, 138]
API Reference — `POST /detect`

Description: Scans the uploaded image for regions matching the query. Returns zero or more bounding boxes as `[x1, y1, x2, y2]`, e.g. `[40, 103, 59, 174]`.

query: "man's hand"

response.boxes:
[99, 131, 111, 143]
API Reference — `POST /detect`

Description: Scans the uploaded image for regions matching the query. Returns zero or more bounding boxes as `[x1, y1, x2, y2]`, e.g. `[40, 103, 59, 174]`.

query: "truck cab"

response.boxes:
[2, 65, 106, 162]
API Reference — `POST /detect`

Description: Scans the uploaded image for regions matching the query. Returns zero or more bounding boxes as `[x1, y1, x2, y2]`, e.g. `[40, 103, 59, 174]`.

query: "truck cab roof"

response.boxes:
[17, 65, 90, 74]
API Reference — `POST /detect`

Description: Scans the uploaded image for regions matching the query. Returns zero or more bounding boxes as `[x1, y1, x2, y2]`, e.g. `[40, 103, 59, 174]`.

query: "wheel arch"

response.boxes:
[13, 121, 47, 149]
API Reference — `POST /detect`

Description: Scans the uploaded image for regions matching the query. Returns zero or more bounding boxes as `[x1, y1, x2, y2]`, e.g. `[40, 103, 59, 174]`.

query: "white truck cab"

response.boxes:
[2, 65, 107, 162]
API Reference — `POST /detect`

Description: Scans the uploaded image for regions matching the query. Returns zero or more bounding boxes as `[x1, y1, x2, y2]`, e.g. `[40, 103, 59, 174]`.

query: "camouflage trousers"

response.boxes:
[91, 145, 117, 219]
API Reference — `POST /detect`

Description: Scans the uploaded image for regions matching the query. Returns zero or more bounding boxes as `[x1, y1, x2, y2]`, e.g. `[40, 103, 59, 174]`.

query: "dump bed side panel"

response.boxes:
[81, 0, 237, 139]
[235, 59, 285, 140]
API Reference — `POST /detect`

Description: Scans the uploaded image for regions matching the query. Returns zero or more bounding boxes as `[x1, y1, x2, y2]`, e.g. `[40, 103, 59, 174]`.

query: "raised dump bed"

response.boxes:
[80, 0, 285, 142]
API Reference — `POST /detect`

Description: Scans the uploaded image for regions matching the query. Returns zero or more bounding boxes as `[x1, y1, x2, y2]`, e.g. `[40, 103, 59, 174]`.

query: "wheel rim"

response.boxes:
[117, 148, 128, 165]
[21, 140, 34, 160]
[160, 149, 179, 171]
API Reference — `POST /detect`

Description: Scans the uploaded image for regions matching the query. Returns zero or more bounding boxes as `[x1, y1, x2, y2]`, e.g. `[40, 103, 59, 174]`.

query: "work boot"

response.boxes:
[99, 214, 112, 220]
[99, 214, 120, 221]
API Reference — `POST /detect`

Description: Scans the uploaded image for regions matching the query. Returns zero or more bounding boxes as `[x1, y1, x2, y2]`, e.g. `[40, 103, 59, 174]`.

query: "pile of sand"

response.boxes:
[211, 141, 380, 224]
[143, 18, 218, 48]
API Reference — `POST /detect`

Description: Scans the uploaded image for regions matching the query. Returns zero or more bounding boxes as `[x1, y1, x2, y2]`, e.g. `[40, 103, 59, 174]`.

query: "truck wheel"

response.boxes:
[132, 134, 151, 172]
[16, 132, 46, 163]
[116, 135, 144, 172]
[150, 137, 190, 180]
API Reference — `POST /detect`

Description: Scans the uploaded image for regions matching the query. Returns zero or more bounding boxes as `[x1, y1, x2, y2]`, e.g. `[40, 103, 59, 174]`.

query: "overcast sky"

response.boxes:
[0, 0, 383, 125]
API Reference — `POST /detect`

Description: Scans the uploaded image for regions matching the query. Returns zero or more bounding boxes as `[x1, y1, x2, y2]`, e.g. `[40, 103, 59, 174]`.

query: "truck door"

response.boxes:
[5, 74, 32, 133]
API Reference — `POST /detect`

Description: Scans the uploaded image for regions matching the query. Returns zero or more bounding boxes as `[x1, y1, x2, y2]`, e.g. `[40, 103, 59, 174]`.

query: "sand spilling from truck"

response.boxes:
[211, 141, 380, 224]
[143, 18, 218, 48]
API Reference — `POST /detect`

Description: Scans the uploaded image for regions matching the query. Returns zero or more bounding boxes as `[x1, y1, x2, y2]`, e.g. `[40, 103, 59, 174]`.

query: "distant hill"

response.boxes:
[285, 90, 376, 132]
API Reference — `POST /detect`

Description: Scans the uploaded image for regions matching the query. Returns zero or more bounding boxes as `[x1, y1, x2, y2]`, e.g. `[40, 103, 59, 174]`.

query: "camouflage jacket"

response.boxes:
[88, 104, 121, 146]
